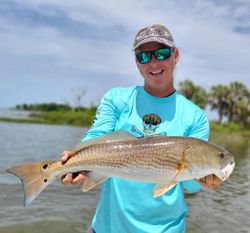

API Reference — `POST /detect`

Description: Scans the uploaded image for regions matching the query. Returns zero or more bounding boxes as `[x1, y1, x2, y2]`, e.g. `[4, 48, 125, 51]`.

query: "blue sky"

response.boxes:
[0, 0, 249, 109]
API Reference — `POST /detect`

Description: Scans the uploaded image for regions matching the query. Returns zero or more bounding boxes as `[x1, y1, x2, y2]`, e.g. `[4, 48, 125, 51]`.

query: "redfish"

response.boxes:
[7, 131, 235, 207]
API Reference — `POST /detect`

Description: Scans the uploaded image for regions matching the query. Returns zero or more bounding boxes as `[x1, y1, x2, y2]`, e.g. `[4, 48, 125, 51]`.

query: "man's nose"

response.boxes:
[150, 55, 159, 66]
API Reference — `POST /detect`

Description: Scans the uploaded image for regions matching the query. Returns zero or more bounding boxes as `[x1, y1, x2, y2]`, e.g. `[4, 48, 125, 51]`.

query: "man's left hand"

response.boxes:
[197, 174, 222, 189]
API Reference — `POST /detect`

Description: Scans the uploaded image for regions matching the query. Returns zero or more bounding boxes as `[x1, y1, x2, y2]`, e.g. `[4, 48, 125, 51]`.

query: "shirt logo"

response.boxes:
[142, 114, 161, 134]
[132, 113, 163, 137]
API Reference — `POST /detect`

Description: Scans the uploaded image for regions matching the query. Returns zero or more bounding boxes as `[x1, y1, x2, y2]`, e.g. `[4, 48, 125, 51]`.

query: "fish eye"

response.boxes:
[219, 152, 225, 159]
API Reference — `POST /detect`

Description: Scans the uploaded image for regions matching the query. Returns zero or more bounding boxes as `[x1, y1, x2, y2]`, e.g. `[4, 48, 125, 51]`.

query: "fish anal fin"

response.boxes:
[82, 172, 108, 192]
[71, 130, 137, 153]
[153, 182, 177, 198]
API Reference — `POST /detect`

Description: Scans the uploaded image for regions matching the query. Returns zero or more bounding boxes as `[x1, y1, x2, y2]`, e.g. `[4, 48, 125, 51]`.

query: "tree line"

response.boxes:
[15, 80, 249, 127]
[16, 103, 97, 112]
[178, 80, 250, 127]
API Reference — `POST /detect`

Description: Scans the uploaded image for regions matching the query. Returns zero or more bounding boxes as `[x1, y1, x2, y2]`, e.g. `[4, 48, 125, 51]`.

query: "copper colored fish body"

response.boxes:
[7, 131, 235, 206]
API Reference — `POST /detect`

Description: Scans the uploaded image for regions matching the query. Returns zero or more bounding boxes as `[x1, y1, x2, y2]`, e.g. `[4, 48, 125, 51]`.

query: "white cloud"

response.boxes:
[0, 0, 249, 108]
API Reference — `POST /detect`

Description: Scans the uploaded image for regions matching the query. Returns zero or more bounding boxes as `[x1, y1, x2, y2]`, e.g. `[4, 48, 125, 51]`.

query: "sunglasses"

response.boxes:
[136, 47, 174, 64]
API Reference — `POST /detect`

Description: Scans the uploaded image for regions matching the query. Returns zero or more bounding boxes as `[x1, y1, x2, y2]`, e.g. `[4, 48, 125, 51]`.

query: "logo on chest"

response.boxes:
[132, 114, 166, 137]
[142, 113, 161, 134]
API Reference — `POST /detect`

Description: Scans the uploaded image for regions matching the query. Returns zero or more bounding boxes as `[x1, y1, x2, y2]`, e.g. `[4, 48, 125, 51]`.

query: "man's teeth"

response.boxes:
[150, 70, 164, 75]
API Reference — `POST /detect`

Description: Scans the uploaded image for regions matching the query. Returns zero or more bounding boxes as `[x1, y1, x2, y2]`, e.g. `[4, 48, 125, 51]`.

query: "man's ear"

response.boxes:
[135, 57, 140, 68]
[174, 48, 180, 65]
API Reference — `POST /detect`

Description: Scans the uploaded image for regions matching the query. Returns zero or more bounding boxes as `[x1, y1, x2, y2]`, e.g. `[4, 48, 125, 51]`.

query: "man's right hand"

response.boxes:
[60, 150, 88, 185]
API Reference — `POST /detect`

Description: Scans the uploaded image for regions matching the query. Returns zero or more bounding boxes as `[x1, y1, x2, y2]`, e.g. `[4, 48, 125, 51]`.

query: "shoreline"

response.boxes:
[0, 112, 249, 145]
[0, 116, 249, 130]
[0, 109, 96, 127]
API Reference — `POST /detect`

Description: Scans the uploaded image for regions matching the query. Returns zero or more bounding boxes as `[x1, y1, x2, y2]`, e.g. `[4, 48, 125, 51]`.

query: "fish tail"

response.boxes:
[7, 160, 56, 207]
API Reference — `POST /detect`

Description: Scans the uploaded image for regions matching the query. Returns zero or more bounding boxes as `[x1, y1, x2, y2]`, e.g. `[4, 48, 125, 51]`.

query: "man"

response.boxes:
[61, 24, 222, 233]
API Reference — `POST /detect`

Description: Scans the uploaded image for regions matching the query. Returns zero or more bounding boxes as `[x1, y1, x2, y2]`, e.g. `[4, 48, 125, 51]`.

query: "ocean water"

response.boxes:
[0, 108, 31, 119]
[0, 121, 249, 233]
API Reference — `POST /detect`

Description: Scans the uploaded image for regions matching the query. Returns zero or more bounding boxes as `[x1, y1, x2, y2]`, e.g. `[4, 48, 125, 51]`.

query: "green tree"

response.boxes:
[232, 98, 250, 127]
[227, 81, 249, 124]
[224, 81, 250, 127]
[209, 84, 230, 124]
[178, 80, 208, 109]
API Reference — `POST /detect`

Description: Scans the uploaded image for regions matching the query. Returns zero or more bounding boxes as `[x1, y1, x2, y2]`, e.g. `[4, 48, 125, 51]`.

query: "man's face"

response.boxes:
[135, 42, 179, 97]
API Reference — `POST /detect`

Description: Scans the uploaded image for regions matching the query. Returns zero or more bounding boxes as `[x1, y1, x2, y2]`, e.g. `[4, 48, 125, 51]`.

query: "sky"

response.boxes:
[0, 0, 249, 110]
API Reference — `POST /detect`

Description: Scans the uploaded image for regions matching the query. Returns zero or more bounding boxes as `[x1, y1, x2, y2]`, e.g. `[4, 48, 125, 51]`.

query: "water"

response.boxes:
[0, 122, 249, 233]
[0, 108, 32, 120]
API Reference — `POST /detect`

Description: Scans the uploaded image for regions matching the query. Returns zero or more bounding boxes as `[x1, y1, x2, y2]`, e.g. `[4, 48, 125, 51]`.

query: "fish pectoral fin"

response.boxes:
[71, 130, 138, 153]
[82, 172, 108, 192]
[153, 181, 177, 198]
[153, 163, 186, 198]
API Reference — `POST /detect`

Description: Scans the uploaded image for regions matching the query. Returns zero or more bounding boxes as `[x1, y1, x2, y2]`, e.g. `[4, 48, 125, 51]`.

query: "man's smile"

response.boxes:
[149, 69, 164, 76]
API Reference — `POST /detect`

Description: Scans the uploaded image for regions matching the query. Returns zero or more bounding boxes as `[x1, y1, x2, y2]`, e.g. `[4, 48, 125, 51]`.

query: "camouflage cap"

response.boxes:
[133, 24, 175, 50]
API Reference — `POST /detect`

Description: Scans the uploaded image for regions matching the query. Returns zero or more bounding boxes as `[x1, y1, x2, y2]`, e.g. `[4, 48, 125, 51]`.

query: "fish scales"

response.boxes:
[54, 137, 189, 180]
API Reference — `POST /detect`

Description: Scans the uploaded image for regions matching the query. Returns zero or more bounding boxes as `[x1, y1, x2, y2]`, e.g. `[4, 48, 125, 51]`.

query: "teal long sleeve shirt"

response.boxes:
[83, 86, 210, 233]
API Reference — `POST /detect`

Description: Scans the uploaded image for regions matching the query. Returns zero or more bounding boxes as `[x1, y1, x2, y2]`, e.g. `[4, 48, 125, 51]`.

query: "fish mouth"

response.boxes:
[219, 160, 235, 181]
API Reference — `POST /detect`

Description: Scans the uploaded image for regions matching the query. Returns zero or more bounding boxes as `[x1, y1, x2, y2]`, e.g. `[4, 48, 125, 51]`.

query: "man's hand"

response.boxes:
[60, 150, 88, 185]
[197, 174, 222, 189]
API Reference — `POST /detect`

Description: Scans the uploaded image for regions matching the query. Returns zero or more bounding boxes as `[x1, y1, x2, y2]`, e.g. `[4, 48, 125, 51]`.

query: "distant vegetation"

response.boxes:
[15, 103, 89, 112]
[14, 103, 97, 126]
[178, 80, 250, 128]
[0, 80, 248, 129]
[29, 107, 97, 126]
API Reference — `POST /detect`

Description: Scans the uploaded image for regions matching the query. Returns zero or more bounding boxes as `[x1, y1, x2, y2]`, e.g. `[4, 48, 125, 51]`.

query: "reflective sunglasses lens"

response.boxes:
[155, 48, 171, 60]
[136, 52, 151, 64]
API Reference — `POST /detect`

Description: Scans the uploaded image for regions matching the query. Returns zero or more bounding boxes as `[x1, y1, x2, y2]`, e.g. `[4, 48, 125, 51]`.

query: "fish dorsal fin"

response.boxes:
[153, 163, 186, 198]
[71, 130, 138, 153]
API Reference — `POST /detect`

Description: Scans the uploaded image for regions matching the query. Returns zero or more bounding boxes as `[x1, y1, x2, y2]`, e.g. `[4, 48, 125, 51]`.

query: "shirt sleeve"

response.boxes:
[82, 90, 118, 141]
[181, 111, 210, 193]
[187, 111, 210, 141]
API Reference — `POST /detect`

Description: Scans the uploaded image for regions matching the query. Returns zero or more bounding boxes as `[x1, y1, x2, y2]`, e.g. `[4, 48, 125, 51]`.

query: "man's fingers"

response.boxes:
[198, 174, 222, 189]
[61, 171, 90, 185]
[211, 175, 222, 187]
[60, 150, 88, 186]
[61, 173, 73, 185]
[205, 174, 221, 188]
[199, 177, 206, 183]
[61, 150, 75, 164]
[71, 172, 87, 185]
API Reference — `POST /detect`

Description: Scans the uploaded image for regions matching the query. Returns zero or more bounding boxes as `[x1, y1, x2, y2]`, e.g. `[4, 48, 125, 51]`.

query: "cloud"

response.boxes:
[0, 0, 249, 108]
